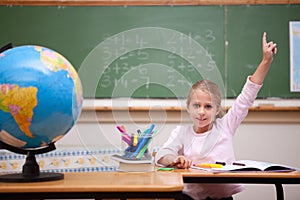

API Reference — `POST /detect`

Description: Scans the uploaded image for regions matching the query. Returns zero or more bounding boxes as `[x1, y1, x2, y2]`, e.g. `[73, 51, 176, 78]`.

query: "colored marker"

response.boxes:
[136, 136, 152, 159]
[122, 135, 131, 145]
[116, 125, 131, 145]
[137, 129, 142, 135]
[215, 161, 226, 166]
[133, 134, 138, 146]
[157, 167, 174, 171]
[232, 162, 246, 166]
[121, 125, 126, 132]
[132, 124, 155, 158]
[194, 163, 223, 169]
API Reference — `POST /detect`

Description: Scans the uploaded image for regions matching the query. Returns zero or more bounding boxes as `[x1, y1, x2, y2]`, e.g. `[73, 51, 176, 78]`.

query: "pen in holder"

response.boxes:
[123, 134, 153, 160]
[118, 124, 156, 160]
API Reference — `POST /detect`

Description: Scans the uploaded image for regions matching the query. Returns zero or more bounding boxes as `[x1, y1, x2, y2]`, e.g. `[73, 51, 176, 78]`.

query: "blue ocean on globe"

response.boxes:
[0, 45, 83, 149]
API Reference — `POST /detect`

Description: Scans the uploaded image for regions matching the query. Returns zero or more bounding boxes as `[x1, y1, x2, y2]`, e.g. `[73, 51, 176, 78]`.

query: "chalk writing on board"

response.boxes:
[79, 27, 224, 98]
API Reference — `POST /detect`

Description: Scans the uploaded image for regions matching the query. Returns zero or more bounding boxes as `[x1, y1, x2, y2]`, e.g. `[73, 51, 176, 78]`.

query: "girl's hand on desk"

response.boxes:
[170, 155, 192, 169]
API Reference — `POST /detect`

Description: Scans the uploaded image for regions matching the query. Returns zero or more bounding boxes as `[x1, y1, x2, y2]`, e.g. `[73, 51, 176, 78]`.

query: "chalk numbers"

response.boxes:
[98, 29, 216, 97]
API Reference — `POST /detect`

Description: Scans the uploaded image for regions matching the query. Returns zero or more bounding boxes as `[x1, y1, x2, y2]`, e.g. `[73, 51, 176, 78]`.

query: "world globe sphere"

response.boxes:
[0, 45, 83, 149]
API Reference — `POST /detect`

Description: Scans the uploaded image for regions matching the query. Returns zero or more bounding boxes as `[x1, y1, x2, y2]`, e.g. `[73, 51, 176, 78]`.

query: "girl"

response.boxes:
[155, 32, 277, 200]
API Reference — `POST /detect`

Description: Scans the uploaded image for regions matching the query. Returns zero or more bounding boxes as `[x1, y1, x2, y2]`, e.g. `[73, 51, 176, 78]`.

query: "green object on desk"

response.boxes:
[157, 167, 174, 171]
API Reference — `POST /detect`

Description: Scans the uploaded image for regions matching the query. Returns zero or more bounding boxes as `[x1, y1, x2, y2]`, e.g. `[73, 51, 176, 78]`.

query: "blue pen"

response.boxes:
[132, 124, 155, 158]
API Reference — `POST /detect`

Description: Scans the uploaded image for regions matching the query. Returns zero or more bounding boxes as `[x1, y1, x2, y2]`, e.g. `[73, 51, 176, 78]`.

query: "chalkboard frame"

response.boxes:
[0, 0, 299, 6]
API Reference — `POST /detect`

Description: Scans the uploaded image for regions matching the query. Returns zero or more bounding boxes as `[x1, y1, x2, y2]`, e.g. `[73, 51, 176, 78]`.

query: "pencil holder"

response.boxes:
[113, 124, 156, 172]
[122, 134, 153, 160]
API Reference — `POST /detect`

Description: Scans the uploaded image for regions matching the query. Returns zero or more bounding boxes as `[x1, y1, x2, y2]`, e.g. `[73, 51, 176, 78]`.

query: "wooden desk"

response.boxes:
[1, 170, 300, 200]
[180, 169, 300, 200]
[0, 172, 183, 199]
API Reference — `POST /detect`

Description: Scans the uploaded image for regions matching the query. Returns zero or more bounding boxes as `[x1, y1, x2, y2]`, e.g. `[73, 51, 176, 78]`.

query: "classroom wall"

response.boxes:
[57, 107, 300, 200]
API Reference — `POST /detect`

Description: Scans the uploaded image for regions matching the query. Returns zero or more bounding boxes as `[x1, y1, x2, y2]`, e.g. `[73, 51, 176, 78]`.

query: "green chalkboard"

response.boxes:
[0, 5, 299, 98]
[227, 5, 300, 98]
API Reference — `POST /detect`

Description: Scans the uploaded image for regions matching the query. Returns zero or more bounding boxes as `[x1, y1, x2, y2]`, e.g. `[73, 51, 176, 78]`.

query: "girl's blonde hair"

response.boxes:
[186, 80, 225, 118]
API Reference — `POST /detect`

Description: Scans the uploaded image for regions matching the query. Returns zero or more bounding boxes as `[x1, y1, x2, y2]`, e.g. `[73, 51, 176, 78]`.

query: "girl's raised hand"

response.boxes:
[262, 32, 277, 65]
[250, 32, 278, 85]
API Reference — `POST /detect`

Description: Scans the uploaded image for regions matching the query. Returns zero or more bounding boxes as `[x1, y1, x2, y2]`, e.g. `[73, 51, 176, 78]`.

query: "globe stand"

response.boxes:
[0, 141, 64, 182]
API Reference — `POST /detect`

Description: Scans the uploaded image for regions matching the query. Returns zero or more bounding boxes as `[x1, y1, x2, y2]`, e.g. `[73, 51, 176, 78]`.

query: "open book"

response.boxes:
[192, 160, 297, 172]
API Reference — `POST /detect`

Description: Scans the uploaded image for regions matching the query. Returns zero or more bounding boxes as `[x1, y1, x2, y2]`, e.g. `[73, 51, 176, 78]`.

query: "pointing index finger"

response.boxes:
[262, 32, 267, 48]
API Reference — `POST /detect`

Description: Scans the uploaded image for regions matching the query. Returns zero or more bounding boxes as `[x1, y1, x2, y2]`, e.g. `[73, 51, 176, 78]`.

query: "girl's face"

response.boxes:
[187, 89, 219, 134]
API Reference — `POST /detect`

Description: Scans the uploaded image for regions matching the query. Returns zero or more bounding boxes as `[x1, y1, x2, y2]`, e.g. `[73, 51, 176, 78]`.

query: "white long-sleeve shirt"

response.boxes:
[155, 77, 262, 200]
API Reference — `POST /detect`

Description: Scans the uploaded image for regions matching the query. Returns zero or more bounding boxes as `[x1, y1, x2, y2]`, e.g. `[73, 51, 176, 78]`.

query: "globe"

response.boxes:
[0, 45, 83, 149]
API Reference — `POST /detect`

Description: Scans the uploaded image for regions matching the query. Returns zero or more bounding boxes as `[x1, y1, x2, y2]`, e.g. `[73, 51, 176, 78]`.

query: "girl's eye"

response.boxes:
[192, 103, 213, 109]
[205, 104, 213, 109]
[193, 104, 199, 108]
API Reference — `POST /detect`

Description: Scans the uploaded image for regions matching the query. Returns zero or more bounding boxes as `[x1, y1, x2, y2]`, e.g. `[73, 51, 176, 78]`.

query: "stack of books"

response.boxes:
[111, 154, 154, 172]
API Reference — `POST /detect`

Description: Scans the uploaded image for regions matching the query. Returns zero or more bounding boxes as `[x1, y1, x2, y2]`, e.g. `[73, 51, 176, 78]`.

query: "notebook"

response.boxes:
[191, 160, 297, 172]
